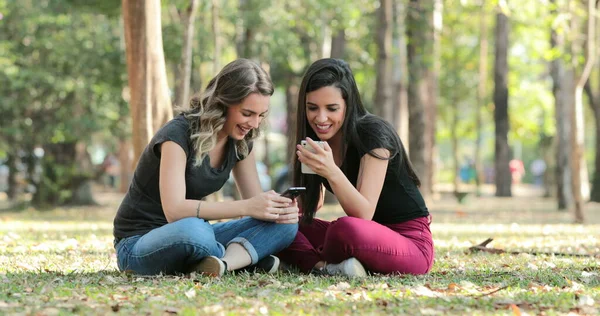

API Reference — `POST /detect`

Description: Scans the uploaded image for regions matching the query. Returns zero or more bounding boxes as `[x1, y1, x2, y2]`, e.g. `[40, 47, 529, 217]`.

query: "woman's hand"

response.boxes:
[275, 199, 299, 224]
[296, 138, 341, 180]
[245, 190, 293, 222]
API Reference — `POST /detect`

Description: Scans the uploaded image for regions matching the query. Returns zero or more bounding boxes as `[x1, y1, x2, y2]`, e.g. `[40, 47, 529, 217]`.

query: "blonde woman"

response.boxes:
[113, 59, 299, 276]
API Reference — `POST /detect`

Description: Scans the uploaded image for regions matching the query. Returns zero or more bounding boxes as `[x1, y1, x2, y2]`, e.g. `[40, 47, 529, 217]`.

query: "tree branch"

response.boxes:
[468, 238, 600, 258]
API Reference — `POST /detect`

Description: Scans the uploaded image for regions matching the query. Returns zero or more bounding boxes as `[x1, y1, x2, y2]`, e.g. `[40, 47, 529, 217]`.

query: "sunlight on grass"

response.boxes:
[1, 199, 599, 315]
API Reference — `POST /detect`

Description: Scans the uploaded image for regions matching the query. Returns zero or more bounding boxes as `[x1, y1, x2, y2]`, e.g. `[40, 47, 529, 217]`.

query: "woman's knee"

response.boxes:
[328, 216, 364, 236]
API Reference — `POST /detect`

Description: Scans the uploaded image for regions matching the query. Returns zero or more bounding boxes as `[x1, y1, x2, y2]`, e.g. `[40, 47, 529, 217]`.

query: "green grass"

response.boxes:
[1, 191, 599, 315]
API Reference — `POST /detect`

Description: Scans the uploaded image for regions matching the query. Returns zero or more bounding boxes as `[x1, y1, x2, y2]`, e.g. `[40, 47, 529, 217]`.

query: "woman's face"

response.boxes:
[305, 86, 346, 141]
[223, 93, 270, 140]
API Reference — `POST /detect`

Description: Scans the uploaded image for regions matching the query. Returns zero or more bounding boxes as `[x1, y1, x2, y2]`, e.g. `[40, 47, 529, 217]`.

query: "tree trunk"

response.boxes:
[493, 8, 511, 197]
[286, 82, 299, 166]
[122, 0, 173, 165]
[425, 0, 442, 196]
[474, 3, 488, 195]
[393, 1, 410, 149]
[118, 139, 132, 193]
[330, 29, 346, 59]
[212, 0, 221, 75]
[236, 0, 255, 59]
[175, 0, 199, 108]
[375, 0, 393, 122]
[406, 0, 434, 196]
[6, 153, 17, 200]
[550, 0, 573, 209]
[570, 0, 595, 223]
[584, 80, 600, 202]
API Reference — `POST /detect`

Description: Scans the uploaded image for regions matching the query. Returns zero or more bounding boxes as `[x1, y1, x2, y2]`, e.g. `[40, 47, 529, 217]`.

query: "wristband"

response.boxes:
[196, 201, 202, 218]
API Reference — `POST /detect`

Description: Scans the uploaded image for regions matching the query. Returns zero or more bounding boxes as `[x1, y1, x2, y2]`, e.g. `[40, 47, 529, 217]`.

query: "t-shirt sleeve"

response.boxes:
[150, 117, 192, 159]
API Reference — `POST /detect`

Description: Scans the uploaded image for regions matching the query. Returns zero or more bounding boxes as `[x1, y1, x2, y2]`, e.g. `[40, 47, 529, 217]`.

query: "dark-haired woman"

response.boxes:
[113, 59, 298, 276]
[278, 58, 433, 277]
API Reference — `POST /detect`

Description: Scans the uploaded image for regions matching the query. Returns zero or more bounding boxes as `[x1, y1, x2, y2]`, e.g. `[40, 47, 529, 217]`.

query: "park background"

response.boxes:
[0, 0, 599, 315]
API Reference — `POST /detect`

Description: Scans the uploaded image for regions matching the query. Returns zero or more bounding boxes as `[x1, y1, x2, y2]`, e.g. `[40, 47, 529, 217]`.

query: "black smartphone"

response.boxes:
[280, 187, 306, 199]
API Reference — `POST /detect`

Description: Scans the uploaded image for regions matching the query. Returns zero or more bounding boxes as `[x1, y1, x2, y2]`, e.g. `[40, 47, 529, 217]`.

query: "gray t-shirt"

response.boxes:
[113, 114, 247, 239]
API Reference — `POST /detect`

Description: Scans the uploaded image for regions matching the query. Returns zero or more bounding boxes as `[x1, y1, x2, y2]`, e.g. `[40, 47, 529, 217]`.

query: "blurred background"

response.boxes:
[0, 0, 598, 223]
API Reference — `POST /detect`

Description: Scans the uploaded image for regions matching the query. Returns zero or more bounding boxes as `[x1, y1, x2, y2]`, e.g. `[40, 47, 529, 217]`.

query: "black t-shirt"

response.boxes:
[113, 115, 246, 239]
[324, 118, 429, 224]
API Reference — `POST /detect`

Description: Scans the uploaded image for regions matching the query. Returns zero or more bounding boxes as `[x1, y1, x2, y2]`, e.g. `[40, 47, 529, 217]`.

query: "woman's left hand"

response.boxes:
[296, 138, 340, 180]
[275, 199, 299, 224]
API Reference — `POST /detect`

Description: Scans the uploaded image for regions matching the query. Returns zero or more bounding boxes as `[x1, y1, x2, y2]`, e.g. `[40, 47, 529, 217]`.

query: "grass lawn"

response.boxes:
[1, 187, 599, 315]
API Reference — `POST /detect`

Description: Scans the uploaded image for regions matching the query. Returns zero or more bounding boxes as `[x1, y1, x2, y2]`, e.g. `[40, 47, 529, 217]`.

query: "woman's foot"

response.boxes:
[323, 258, 367, 277]
[193, 256, 226, 277]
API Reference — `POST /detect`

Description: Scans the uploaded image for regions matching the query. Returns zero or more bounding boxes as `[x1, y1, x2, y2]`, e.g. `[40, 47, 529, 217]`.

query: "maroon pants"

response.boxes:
[278, 216, 434, 275]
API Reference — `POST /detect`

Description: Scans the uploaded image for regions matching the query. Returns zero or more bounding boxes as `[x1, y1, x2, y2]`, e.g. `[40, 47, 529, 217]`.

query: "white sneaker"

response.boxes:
[324, 257, 367, 277]
[193, 255, 226, 277]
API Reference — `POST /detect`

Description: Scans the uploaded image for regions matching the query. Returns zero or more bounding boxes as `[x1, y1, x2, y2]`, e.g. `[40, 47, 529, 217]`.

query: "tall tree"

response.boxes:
[174, 0, 199, 109]
[570, 0, 596, 223]
[375, 0, 393, 122]
[122, 0, 173, 165]
[550, 0, 573, 209]
[330, 29, 346, 59]
[212, 0, 222, 75]
[584, 77, 600, 202]
[406, 0, 435, 196]
[393, 1, 409, 147]
[493, 4, 512, 197]
[474, 3, 489, 195]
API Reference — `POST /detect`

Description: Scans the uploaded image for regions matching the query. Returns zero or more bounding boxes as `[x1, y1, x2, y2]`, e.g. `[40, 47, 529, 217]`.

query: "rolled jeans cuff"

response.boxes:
[227, 237, 259, 264]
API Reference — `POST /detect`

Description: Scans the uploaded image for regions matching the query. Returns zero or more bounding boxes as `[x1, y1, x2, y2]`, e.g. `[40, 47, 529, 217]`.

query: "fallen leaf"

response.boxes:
[510, 304, 521, 316]
[184, 287, 196, 299]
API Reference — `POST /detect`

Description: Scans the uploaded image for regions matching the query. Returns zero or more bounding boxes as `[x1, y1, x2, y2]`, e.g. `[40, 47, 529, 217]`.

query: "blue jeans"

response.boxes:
[115, 217, 298, 275]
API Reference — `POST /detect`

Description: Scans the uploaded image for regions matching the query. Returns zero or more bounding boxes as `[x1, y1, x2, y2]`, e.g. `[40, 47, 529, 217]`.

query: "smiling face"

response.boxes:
[305, 85, 346, 141]
[221, 93, 270, 140]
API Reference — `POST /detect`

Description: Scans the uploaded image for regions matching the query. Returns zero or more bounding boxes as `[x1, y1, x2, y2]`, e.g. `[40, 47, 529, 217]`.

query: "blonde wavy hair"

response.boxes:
[179, 59, 274, 166]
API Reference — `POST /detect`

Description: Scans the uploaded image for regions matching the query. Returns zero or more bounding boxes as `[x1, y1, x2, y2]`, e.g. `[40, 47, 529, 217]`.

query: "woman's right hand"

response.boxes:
[244, 190, 293, 221]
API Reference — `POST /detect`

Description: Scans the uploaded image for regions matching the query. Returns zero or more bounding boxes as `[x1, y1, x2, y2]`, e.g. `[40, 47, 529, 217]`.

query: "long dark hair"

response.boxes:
[293, 58, 420, 223]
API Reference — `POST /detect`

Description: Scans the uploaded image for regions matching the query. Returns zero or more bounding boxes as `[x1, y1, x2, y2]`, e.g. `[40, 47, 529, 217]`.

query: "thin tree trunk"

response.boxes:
[571, 0, 595, 223]
[375, 0, 393, 122]
[550, 0, 573, 210]
[425, 0, 442, 195]
[176, 0, 199, 108]
[584, 80, 600, 202]
[321, 23, 332, 58]
[6, 153, 17, 200]
[393, 1, 410, 149]
[286, 82, 299, 165]
[212, 0, 221, 75]
[118, 140, 132, 193]
[330, 29, 346, 59]
[493, 8, 511, 197]
[475, 3, 488, 195]
[407, 0, 433, 196]
[122, 0, 173, 165]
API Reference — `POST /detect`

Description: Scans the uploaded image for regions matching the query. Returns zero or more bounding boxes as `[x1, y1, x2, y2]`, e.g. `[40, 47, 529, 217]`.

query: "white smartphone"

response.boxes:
[300, 140, 326, 174]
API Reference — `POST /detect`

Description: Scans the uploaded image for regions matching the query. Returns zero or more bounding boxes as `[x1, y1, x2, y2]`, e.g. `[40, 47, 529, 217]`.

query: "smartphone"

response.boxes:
[300, 140, 326, 174]
[280, 187, 306, 199]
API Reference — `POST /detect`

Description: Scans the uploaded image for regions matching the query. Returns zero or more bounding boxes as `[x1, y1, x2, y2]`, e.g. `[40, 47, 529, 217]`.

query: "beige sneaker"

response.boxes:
[324, 257, 367, 277]
[193, 256, 226, 277]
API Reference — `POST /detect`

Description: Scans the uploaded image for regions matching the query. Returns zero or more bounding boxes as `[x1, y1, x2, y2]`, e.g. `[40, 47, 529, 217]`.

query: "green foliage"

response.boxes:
[0, 0, 127, 205]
